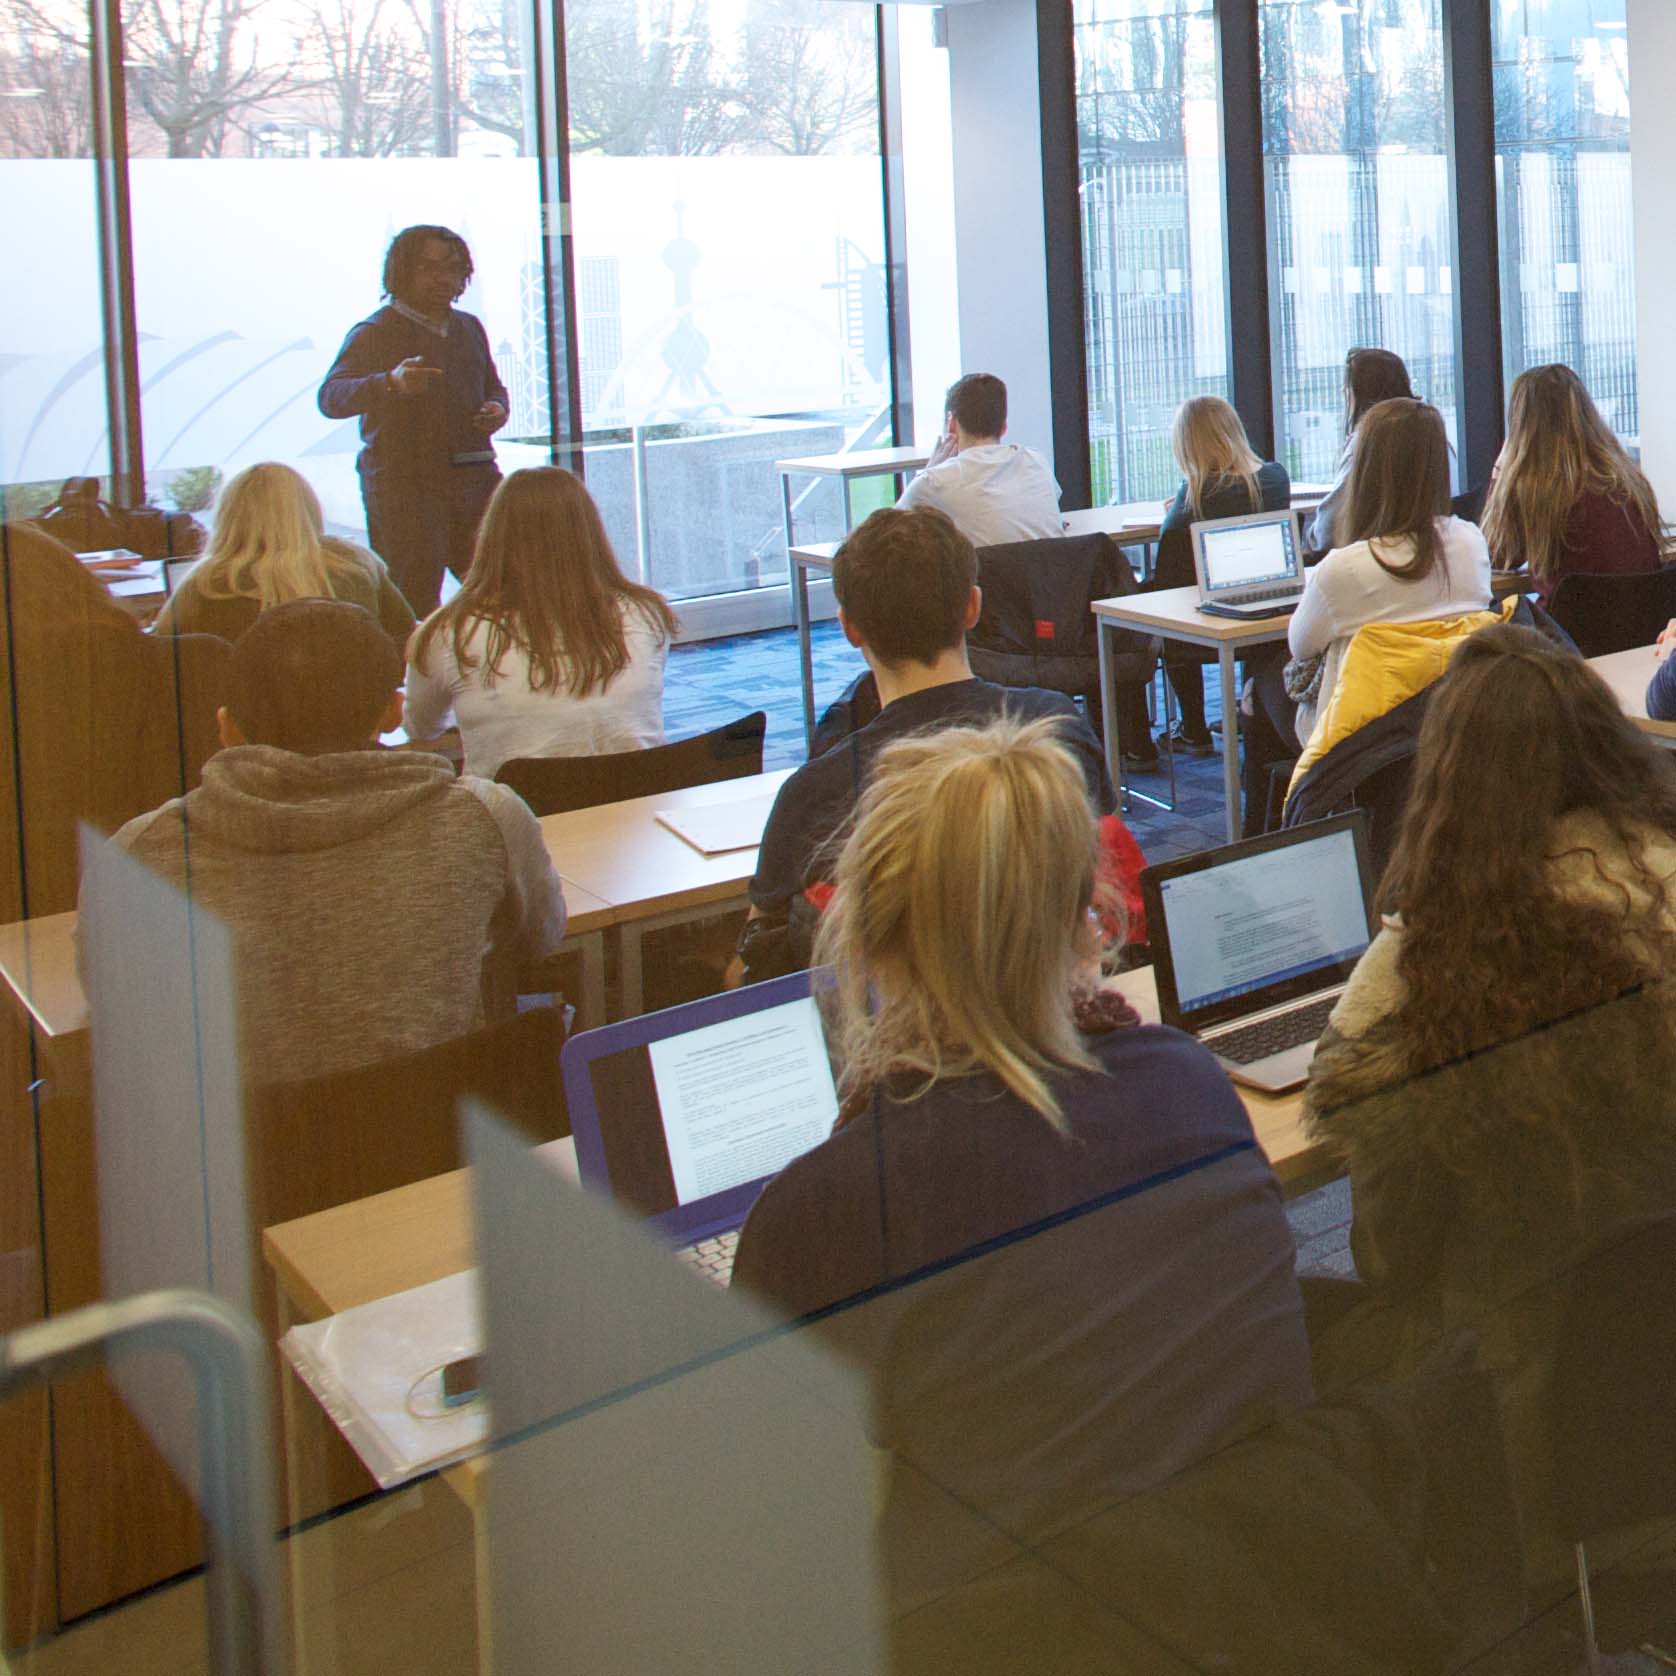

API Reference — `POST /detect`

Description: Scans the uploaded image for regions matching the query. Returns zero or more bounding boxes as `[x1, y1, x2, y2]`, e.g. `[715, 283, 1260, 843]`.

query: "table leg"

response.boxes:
[1097, 617, 1121, 802]
[1218, 646, 1242, 844]
[791, 554, 816, 751]
[573, 931, 605, 1032]
[619, 924, 644, 1022]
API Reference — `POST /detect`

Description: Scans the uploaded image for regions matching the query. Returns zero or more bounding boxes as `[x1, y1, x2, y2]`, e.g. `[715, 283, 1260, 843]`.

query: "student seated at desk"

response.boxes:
[1307, 348, 1416, 557]
[404, 467, 677, 779]
[734, 505, 1125, 984]
[1482, 364, 1664, 608]
[1304, 625, 1676, 1595]
[731, 717, 1312, 1551]
[87, 599, 567, 1079]
[1150, 395, 1290, 756]
[894, 373, 1063, 549]
[152, 461, 416, 649]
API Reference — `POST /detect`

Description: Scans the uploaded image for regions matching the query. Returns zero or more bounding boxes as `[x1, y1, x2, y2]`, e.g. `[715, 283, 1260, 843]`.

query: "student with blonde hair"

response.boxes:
[154, 461, 416, 647]
[1482, 362, 1663, 606]
[732, 715, 1311, 1547]
[1149, 396, 1289, 758]
[404, 466, 678, 779]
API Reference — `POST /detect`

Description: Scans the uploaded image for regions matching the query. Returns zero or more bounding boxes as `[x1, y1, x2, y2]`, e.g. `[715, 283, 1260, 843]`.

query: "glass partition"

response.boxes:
[1260, 0, 1459, 486]
[1073, 0, 1228, 504]
[1493, 0, 1635, 440]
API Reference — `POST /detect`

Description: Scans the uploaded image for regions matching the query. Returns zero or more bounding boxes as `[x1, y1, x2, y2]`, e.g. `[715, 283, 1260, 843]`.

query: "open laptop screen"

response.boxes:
[1144, 816, 1375, 1031]
[1195, 511, 1301, 595]
[563, 972, 839, 1243]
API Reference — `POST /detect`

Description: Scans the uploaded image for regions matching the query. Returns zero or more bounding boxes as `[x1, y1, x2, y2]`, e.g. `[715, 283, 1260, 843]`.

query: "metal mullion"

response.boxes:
[878, 7, 912, 450]
[1216, 0, 1274, 462]
[534, 0, 584, 479]
[1444, 0, 1505, 495]
[88, 0, 143, 506]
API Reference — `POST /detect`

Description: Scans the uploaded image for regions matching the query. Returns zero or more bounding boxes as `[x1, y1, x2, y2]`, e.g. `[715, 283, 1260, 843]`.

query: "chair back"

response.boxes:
[246, 1003, 568, 1236]
[1551, 1210, 1676, 1542]
[1544, 567, 1676, 658]
[495, 711, 767, 817]
[969, 532, 1137, 664]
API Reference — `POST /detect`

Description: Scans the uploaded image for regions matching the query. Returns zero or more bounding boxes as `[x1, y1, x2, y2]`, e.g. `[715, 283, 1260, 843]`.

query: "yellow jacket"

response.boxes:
[1287, 597, 1520, 796]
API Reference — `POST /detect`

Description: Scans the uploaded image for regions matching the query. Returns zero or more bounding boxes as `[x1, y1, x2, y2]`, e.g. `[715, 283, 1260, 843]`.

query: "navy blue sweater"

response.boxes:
[317, 304, 509, 483]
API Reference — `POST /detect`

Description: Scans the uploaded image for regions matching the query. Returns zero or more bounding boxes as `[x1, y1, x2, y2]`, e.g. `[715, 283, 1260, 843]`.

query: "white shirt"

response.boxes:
[404, 604, 669, 780]
[896, 442, 1063, 549]
[1288, 515, 1492, 745]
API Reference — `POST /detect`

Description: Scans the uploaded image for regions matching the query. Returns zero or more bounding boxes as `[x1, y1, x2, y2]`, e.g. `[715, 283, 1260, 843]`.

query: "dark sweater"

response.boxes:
[1532, 488, 1661, 607]
[1153, 461, 1292, 592]
[731, 1025, 1313, 1544]
[317, 304, 509, 482]
[748, 678, 1115, 916]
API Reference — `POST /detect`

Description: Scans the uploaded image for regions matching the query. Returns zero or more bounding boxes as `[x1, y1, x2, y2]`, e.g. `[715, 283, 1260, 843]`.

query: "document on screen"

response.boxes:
[646, 998, 839, 1205]
[1201, 521, 1293, 589]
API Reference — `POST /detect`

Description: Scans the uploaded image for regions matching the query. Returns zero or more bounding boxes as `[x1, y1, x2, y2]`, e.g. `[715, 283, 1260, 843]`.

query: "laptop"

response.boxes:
[1139, 813, 1377, 1093]
[1192, 507, 1306, 619]
[561, 969, 840, 1286]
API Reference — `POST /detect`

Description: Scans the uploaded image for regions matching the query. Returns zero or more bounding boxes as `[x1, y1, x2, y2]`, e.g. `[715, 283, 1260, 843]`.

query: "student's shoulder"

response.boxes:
[1090, 1022, 1250, 1119]
[988, 681, 1092, 730]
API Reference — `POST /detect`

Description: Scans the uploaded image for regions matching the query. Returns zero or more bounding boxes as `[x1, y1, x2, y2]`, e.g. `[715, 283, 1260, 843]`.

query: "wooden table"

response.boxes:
[536, 769, 791, 1016]
[1590, 643, 1676, 746]
[1095, 585, 1294, 843]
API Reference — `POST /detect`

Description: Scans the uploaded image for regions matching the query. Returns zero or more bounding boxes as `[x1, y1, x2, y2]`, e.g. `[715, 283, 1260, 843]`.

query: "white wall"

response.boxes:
[943, 0, 1055, 469]
[1630, 0, 1676, 500]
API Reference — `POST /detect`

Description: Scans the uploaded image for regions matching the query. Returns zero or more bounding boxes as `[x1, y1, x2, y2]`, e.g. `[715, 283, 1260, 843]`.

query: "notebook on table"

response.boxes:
[561, 969, 839, 1285]
[1191, 507, 1306, 620]
[1139, 813, 1376, 1094]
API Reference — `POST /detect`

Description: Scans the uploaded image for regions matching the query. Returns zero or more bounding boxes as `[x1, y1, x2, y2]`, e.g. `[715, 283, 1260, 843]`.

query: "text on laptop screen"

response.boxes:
[1158, 826, 1371, 1014]
[1200, 516, 1297, 591]
[586, 996, 838, 1218]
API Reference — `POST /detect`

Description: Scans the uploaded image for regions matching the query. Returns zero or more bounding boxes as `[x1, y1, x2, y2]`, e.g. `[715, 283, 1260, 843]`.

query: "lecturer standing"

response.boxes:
[318, 224, 509, 615]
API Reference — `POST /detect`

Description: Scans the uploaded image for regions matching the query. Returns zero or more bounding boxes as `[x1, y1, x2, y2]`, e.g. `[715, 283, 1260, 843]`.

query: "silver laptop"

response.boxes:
[1192, 507, 1306, 619]
[1140, 814, 1377, 1094]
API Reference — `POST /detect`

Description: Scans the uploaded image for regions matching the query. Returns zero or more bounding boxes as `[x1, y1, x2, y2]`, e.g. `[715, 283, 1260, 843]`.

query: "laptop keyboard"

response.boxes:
[677, 1229, 739, 1288]
[1207, 995, 1337, 1066]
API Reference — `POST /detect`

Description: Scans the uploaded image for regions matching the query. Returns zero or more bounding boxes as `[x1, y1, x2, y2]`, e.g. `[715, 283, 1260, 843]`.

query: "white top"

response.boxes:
[1288, 515, 1493, 744]
[895, 442, 1063, 548]
[404, 604, 669, 780]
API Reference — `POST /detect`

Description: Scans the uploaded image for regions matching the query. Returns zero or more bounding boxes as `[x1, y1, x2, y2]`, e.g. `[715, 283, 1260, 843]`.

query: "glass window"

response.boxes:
[1494, 0, 1635, 439]
[564, 0, 887, 603]
[1073, 0, 1228, 504]
[1260, 0, 1459, 487]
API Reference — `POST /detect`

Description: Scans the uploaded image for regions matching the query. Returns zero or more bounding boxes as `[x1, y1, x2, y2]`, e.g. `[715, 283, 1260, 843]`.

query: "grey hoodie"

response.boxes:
[96, 744, 567, 1081]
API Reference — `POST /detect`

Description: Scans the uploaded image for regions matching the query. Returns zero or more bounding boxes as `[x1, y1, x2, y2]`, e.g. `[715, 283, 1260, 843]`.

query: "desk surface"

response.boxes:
[262, 964, 1317, 1331]
[0, 910, 83, 1039]
[1590, 643, 1676, 741]
[775, 445, 929, 478]
[1093, 584, 1297, 644]
[538, 769, 791, 920]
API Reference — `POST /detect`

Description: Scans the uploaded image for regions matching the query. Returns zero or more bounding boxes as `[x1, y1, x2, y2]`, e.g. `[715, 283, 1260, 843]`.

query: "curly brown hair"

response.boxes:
[1378, 622, 1676, 1076]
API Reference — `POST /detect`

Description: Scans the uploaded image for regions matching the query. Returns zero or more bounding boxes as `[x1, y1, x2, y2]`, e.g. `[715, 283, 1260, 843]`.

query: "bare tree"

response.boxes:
[300, 0, 430, 155]
[122, 0, 291, 157]
[565, 0, 745, 157]
[738, 2, 874, 157]
[0, 0, 92, 157]
[452, 0, 526, 151]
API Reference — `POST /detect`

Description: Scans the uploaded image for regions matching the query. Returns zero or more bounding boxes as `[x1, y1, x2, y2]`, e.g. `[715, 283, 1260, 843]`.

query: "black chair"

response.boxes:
[1551, 1211, 1676, 1673]
[1544, 567, 1676, 658]
[965, 532, 1158, 739]
[495, 711, 767, 817]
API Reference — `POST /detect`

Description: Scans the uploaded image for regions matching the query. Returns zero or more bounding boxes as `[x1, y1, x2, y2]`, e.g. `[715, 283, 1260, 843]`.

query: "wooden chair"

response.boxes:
[494, 710, 767, 817]
[1545, 567, 1676, 658]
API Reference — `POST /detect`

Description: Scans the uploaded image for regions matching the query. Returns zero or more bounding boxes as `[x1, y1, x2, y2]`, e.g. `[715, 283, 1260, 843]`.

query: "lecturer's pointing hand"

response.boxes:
[389, 356, 444, 397]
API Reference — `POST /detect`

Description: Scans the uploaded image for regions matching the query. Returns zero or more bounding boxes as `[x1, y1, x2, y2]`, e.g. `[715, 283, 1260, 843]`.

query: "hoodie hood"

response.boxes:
[185, 744, 458, 856]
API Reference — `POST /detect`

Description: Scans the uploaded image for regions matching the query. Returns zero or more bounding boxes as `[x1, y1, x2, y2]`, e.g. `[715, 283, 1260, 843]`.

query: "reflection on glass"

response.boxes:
[1493, 0, 1635, 441]
[1073, 0, 1228, 504]
[1260, 0, 1458, 486]
[565, 0, 886, 602]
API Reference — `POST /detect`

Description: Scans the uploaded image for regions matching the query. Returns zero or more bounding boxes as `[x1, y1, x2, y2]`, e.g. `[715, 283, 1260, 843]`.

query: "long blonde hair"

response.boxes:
[1171, 396, 1264, 519]
[410, 467, 677, 697]
[813, 716, 1101, 1126]
[195, 463, 378, 605]
[1482, 364, 1664, 586]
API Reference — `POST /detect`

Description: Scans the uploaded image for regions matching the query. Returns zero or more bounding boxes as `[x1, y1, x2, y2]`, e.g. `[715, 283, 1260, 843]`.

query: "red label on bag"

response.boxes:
[1034, 619, 1055, 640]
